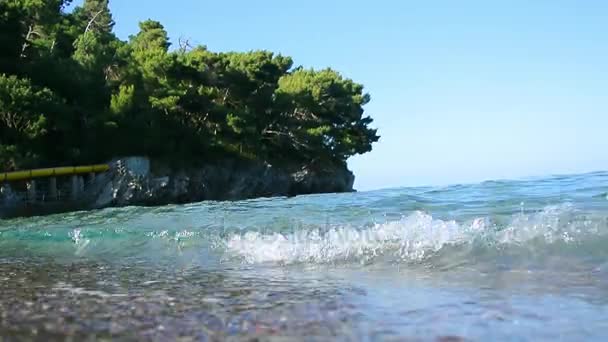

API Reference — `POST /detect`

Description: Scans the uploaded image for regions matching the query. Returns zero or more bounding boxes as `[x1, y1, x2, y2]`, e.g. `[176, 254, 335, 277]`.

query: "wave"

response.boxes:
[225, 204, 608, 266]
[2, 201, 608, 269]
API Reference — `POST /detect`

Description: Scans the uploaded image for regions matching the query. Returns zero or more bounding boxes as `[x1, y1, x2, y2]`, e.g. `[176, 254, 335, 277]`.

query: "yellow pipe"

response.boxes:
[1, 164, 110, 182]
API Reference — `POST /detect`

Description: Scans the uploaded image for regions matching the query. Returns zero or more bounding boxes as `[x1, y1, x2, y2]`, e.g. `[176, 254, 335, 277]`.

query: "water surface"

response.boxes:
[2, 171, 608, 340]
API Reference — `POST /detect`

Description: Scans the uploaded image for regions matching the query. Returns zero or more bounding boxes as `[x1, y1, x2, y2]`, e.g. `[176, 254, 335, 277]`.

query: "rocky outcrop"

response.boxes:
[93, 157, 355, 208]
[0, 156, 354, 218]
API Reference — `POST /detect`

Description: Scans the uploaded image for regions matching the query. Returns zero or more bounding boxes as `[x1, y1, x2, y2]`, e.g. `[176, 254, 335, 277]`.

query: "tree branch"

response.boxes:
[85, 10, 105, 34]
[178, 37, 192, 54]
[20, 25, 41, 58]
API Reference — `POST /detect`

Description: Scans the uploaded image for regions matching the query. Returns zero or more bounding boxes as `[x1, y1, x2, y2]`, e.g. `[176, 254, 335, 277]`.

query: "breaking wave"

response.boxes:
[225, 204, 608, 265]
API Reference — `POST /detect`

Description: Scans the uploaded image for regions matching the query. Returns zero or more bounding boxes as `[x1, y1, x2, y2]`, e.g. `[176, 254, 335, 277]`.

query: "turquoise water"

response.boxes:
[1, 171, 608, 340]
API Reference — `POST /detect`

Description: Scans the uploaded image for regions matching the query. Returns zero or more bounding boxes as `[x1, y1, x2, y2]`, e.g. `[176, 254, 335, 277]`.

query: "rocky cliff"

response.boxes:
[1, 156, 355, 218]
[94, 157, 355, 208]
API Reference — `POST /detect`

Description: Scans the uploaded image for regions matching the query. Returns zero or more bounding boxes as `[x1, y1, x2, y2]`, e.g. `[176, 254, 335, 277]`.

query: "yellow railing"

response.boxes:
[1, 164, 110, 182]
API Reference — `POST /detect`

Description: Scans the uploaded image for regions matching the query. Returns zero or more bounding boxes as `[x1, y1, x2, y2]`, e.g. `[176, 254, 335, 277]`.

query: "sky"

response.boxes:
[69, 0, 608, 190]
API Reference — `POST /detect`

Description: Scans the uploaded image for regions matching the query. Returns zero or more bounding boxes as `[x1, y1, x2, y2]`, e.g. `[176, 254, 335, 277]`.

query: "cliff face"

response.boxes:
[0, 156, 355, 218]
[93, 157, 355, 208]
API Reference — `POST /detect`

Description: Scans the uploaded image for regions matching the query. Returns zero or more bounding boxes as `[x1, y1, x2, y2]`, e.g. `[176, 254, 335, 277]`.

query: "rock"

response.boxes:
[1, 156, 355, 217]
[0, 184, 22, 215]
[94, 182, 114, 208]
[94, 156, 355, 208]
[1, 184, 17, 205]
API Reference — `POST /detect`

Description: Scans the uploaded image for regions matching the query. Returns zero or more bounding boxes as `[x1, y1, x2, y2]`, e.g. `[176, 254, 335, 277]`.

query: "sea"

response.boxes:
[1, 171, 608, 341]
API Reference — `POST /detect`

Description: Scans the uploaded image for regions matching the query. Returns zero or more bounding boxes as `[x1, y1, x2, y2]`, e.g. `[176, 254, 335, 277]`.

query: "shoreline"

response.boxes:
[0, 156, 355, 219]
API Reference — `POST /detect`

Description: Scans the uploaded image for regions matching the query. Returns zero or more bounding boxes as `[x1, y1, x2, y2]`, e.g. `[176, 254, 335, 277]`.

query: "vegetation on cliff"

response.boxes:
[0, 0, 379, 171]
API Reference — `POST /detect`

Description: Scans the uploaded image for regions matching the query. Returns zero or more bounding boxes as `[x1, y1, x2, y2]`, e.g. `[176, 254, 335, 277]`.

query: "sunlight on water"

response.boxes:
[1, 171, 608, 340]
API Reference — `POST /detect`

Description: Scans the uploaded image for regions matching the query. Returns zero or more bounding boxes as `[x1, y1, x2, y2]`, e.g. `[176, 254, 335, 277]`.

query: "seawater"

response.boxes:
[1, 171, 608, 341]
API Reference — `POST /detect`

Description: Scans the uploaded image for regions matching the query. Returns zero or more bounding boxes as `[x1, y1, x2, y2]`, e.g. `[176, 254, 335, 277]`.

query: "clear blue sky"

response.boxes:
[70, 0, 608, 190]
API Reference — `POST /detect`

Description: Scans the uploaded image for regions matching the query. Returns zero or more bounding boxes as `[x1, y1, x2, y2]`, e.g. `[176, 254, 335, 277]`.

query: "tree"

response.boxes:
[0, 2, 379, 171]
[0, 74, 64, 169]
[0, 75, 56, 141]
[130, 19, 171, 82]
[71, 0, 116, 74]
[272, 68, 379, 163]
[9, 0, 67, 60]
[72, 0, 114, 36]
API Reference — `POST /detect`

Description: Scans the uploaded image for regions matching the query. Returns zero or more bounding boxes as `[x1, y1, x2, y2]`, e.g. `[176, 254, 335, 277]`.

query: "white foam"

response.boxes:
[225, 205, 605, 265]
[495, 204, 580, 244]
[226, 211, 471, 264]
[70, 228, 91, 256]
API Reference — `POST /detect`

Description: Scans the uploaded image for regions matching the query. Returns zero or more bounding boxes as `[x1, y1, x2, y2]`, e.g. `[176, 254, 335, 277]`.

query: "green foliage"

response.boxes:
[0, 2, 379, 171]
[72, 0, 114, 36]
[0, 74, 65, 169]
[273, 68, 379, 161]
[110, 84, 134, 116]
[0, 74, 55, 140]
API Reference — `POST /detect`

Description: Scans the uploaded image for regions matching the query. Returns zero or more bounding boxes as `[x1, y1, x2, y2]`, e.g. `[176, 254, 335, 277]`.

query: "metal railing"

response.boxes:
[0, 164, 110, 182]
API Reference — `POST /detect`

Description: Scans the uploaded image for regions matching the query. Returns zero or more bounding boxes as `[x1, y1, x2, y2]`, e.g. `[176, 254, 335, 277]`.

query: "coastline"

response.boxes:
[0, 156, 355, 219]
